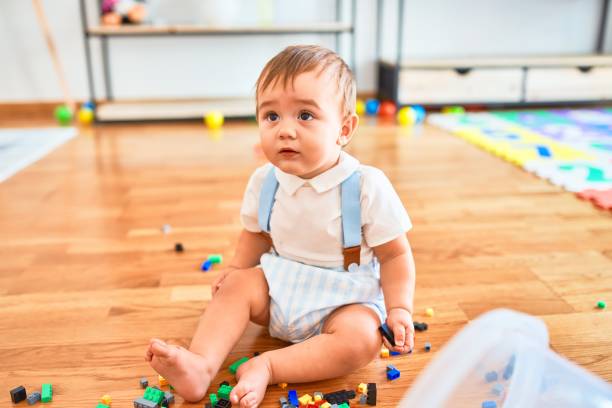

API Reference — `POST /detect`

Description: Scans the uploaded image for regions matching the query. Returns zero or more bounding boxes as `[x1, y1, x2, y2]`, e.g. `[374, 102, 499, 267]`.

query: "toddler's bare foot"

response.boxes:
[144, 338, 213, 402]
[230, 355, 272, 407]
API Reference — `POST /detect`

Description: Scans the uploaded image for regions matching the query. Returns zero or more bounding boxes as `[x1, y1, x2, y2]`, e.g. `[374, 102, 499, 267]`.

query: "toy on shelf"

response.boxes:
[355, 99, 366, 116]
[101, 0, 149, 26]
[378, 100, 397, 118]
[365, 99, 380, 116]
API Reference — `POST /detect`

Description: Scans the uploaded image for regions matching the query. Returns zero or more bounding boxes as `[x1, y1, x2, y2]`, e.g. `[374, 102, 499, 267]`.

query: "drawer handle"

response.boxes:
[454, 67, 472, 75]
[577, 66, 593, 73]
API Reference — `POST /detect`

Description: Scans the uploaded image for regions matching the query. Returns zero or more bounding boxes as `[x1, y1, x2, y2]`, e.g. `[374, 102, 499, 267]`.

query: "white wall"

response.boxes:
[0, 0, 610, 103]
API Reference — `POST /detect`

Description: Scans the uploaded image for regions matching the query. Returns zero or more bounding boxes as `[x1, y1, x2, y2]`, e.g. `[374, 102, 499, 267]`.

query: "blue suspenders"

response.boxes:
[258, 166, 362, 270]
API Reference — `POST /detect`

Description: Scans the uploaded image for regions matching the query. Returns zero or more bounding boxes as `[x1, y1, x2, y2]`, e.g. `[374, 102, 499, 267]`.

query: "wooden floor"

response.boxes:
[1, 117, 610, 407]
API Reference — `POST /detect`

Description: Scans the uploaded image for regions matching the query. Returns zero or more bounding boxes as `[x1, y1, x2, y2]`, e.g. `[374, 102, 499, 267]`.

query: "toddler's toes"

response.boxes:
[150, 339, 172, 359]
[230, 382, 250, 405]
[240, 391, 259, 408]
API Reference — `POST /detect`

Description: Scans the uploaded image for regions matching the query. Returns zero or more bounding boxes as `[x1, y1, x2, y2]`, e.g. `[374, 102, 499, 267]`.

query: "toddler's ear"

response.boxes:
[339, 113, 359, 146]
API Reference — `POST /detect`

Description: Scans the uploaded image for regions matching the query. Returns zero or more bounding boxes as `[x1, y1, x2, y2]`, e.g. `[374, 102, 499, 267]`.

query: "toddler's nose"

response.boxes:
[278, 126, 297, 140]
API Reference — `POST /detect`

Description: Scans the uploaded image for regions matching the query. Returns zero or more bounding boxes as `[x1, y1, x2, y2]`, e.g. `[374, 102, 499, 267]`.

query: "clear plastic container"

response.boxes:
[400, 309, 612, 408]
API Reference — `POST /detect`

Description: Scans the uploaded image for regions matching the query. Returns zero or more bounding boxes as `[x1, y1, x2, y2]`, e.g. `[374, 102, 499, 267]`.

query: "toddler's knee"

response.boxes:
[340, 331, 381, 368]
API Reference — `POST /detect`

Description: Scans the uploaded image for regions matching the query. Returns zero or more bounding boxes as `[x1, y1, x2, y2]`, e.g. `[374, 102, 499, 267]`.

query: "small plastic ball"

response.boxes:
[411, 105, 426, 123]
[365, 98, 380, 115]
[204, 111, 224, 129]
[378, 101, 397, 118]
[441, 105, 465, 114]
[78, 107, 94, 125]
[54, 105, 73, 126]
[396, 106, 416, 126]
[355, 99, 365, 116]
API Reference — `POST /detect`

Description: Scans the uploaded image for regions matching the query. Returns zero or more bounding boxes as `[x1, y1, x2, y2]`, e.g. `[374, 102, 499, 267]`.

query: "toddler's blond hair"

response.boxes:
[255, 45, 356, 118]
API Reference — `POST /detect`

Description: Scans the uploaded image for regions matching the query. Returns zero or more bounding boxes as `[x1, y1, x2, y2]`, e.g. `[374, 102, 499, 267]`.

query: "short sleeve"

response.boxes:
[239, 164, 272, 233]
[361, 166, 412, 247]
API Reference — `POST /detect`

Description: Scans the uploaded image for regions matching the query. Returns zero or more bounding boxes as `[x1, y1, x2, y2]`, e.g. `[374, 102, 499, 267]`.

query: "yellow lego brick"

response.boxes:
[380, 347, 390, 358]
[357, 383, 368, 394]
[314, 393, 323, 402]
[425, 307, 435, 317]
[278, 382, 287, 389]
[298, 394, 313, 405]
[321, 403, 331, 408]
[101, 394, 112, 405]
[158, 374, 168, 386]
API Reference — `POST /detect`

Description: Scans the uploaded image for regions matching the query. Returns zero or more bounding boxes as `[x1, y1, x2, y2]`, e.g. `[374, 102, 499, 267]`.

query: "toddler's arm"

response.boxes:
[374, 234, 416, 353]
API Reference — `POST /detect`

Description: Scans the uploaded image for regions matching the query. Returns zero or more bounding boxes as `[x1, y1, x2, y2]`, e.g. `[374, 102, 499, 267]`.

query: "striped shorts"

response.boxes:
[260, 253, 386, 343]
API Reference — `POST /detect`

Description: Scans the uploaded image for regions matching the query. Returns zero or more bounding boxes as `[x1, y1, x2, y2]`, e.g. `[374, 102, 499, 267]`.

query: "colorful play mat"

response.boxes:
[428, 108, 612, 210]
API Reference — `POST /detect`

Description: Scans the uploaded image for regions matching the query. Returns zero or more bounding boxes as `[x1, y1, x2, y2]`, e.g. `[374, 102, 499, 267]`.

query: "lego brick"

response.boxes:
[134, 397, 158, 408]
[357, 383, 368, 394]
[140, 377, 149, 388]
[101, 394, 112, 405]
[482, 401, 497, 408]
[366, 383, 377, 406]
[10, 386, 27, 403]
[425, 307, 435, 317]
[323, 390, 354, 405]
[485, 371, 498, 383]
[201, 259, 213, 271]
[298, 393, 313, 406]
[143, 386, 165, 405]
[41, 383, 53, 403]
[280, 396, 288, 404]
[219, 381, 229, 387]
[218, 384, 233, 400]
[413, 322, 428, 332]
[390, 350, 401, 356]
[288, 390, 299, 406]
[229, 357, 249, 374]
[96, 404, 110, 408]
[163, 391, 174, 405]
[27, 392, 41, 405]
[378, 323, 395, 347]
[491, 383, 504, 396]
[208, 254, 223, 264]
[174, 242, 184, 252]
[158, 374, 168, 387]
[359, 394, 367, 405]
[279, 382, 288, 389]
[380, 347, 389, 358]
[387, 368, 400, 380]
[210, 393, 218, 406]
[424, 342, 432, 352]
[215, 398, 231, 408]
[321, 403, 331, 408]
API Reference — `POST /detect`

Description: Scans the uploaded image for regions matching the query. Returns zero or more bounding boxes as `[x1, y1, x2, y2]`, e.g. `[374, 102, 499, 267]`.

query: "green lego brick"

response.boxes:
[210, 393, 218, 406]
[208, 254, 223, 264]
[229, 356, 249, 374]
[96, 404, 110, 408]
[338, 403, 350, 408]
[218, 384, 233, 400]
[143, 386, 165, 404]
[41, 383, 52, 403]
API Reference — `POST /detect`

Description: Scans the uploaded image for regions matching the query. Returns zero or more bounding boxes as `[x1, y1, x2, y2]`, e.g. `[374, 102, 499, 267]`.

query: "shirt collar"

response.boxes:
[274, 151, 360, 195]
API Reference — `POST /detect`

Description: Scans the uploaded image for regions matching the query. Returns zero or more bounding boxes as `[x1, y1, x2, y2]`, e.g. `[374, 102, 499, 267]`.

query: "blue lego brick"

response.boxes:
[482, 401, 497, 408]
[485, 371, 498, 383]
[201, 259, 213, 271]
[387, 368, 400, 381]
[390, 350, 401, 356]
[288, 390, 299, 406]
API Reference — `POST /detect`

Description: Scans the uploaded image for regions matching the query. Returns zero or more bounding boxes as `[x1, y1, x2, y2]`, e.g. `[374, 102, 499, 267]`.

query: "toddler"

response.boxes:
[145, 45, 416, 407]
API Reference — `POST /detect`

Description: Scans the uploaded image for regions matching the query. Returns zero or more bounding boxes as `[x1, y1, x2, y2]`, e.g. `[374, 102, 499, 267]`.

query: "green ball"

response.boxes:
[597, 300, 606, 309]
[54, 105, 73, 125]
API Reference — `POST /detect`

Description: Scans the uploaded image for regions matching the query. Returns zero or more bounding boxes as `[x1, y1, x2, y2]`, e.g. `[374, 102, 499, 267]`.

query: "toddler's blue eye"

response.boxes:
[266, 112, 279, 122]
[299, 112, 313, 121]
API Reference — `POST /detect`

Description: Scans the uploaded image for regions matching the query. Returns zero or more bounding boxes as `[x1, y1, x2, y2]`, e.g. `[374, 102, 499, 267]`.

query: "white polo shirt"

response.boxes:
[240, 151, 412, 268]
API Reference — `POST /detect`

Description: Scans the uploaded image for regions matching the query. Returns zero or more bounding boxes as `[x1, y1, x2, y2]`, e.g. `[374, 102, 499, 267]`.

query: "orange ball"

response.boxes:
[378, 101, 397, 118]
[102, 12, 121, 26]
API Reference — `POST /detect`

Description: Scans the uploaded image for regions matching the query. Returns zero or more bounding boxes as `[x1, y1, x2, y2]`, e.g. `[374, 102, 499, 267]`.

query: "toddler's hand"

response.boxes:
[384, 307, 414, 354]
[211, 266, 238, 296]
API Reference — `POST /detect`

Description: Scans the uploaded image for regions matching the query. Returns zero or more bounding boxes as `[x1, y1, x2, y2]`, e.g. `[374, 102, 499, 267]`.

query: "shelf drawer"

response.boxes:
[397, 68, 523, 104]
[525, 67, 612, 102]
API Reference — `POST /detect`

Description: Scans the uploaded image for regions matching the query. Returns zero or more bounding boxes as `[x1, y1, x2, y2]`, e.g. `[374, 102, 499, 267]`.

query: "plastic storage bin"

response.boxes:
[400, 309, 612, 408]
